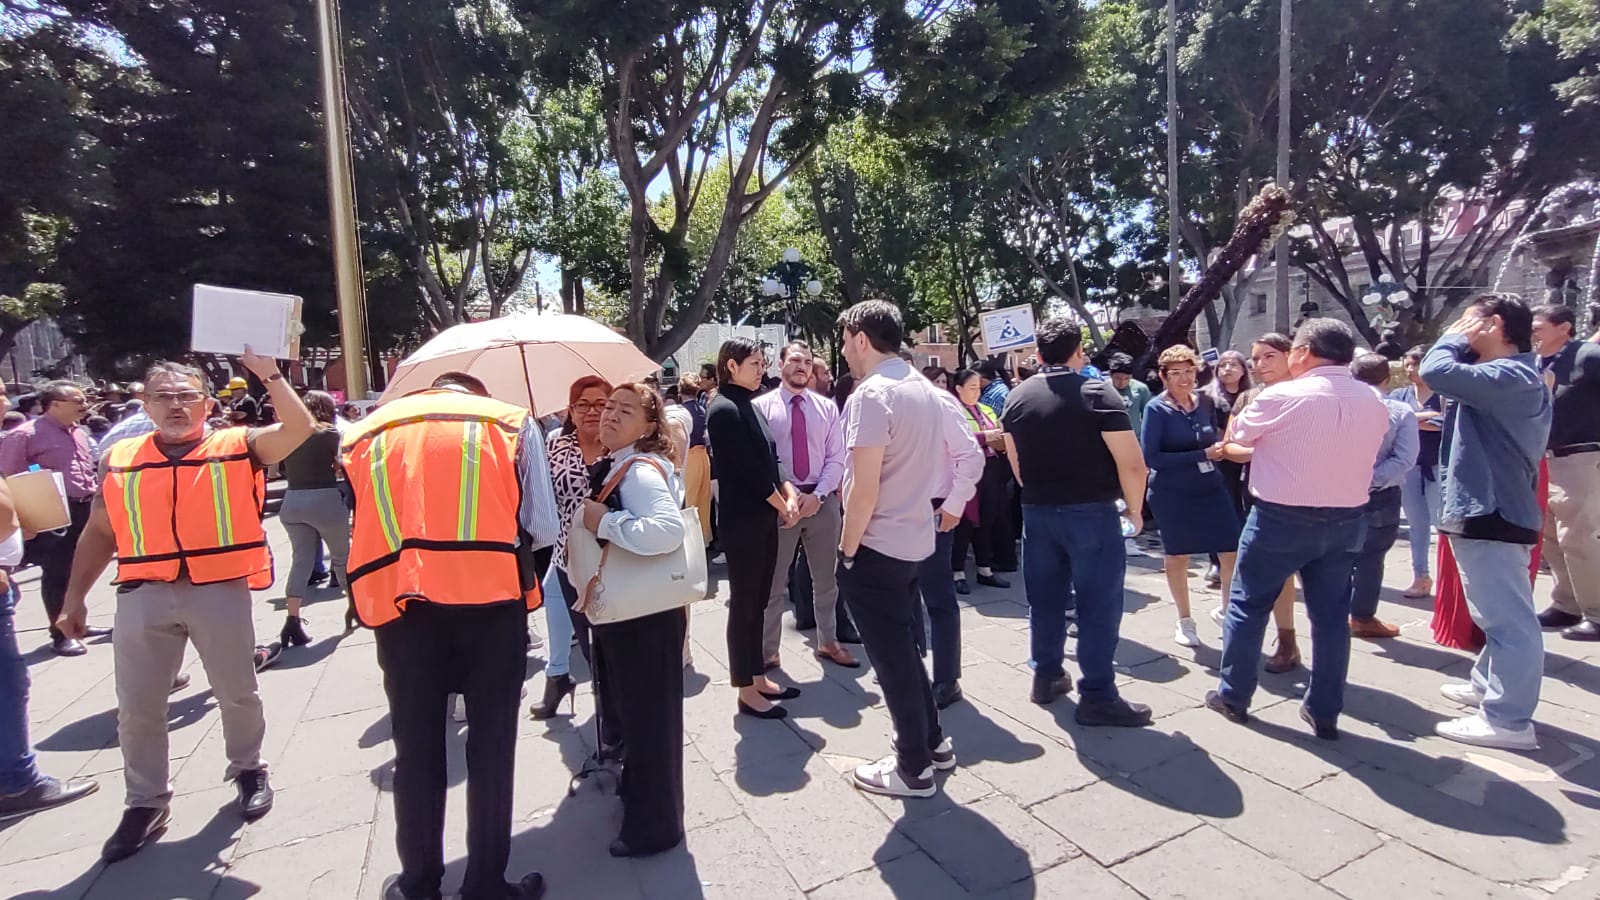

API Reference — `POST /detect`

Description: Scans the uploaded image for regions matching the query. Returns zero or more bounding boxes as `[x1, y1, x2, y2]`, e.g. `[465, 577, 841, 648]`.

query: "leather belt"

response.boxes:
[1550, 443, 1600, 459]
[797, 484, 818, 494]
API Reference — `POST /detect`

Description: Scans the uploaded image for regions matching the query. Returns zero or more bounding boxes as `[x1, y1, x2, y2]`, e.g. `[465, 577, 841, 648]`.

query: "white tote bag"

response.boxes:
[567, 456, 706, 625]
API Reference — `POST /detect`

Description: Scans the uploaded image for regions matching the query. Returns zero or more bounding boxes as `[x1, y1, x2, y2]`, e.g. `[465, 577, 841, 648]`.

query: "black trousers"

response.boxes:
[593, 608, 686, 852]
[722, 512, 779, 687]
[841, 547, 942, 775]
[952, 456, 1010, 572]
[1350, 487, 1403, 621]
[375, 601, 527, 900]
[25, 498, 91, 641]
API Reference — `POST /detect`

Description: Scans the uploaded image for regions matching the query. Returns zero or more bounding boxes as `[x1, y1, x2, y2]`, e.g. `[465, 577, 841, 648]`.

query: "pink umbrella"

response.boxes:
[381, 313, 659, 414]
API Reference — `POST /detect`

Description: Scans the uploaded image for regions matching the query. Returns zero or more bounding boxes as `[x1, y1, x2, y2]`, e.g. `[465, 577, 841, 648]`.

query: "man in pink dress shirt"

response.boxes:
[1209, 319, 1390, 740]
[0, 381, 100, 656]
[754, 341, 857, 669]
[837, 300, 981, 799]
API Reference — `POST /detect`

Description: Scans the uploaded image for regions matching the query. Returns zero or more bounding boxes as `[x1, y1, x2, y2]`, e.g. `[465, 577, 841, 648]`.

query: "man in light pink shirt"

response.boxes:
[753, 341, 856, 668]
[838, 300, 981, 800]
[1209, 319, 1390, 740]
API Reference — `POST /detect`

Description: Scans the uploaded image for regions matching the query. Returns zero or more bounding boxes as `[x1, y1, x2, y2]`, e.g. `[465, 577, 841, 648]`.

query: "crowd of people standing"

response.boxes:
[0, 291, 1594, 900]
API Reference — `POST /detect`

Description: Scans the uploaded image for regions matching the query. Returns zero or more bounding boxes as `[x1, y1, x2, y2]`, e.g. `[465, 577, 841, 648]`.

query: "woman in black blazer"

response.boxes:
[705, 338, 800, 719]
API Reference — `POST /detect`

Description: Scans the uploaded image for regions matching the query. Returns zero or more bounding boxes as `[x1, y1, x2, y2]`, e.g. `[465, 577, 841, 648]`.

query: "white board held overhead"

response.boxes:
[191, 284, 304, 359]
[980, 304, 1037, 353]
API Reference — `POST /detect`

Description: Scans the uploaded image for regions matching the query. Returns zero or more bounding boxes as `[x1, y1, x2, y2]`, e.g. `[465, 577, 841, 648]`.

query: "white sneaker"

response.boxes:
[852, 755, 936, 798]
[527, 629, 544, 653]
[1174, 618, 1200, 648]
[1435, 713, 1538, 751]
[452, 694, 467, 723]
[1210, 605, 1227, 626]
[1439, 682, 1484, 708]
[931, 737, 957, 772]
[1123, 538, 1146, 558]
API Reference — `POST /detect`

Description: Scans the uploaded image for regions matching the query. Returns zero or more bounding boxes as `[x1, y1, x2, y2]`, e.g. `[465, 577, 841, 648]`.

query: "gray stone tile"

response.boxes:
[727, 752, 914, 891]
[80, 785, 244, 900]
[806, 850, 968, 900]
[1302, 766, 1586, 884]
[1130, 752, 1382, 878]
[216, 822, 370, 899]
[640, 814, 804, 900]
[896, 794, 1077, 894]
[233, 772, 377, 858]
[1030, 777, 1200, 866]
[980, 855, 1143, 900]
[0, 844, 102, 900]
[1110, 824, 1341, 899]
[1156, 705, 1344, 790]
[1321, 840, 1524, 900]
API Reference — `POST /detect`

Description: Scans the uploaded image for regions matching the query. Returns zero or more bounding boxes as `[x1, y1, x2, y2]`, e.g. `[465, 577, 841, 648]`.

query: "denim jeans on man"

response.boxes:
[1021, 502, 1125, 703]
[1350, 487, 1403, 620]
[1400, 465, 1442, 579]
[1220, 501, 1365, 721]
[918, 524, 961, 689]
[0, 580, 42, 794]
[840, 548, 943, 776]
[1452, 537, 1543, 730]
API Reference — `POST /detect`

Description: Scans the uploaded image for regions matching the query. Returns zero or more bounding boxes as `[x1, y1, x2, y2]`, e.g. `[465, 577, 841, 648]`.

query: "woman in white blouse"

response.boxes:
[577, 383, 687, 858]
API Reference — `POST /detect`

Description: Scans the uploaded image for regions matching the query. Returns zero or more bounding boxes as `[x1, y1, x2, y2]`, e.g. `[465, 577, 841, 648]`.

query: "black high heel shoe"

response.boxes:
[528, 674, 576, 720]
[738, 700, 788, 720]
[280, 615, 311, 647]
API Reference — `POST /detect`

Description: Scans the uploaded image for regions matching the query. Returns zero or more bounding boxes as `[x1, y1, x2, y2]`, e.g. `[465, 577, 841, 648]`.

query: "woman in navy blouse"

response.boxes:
[1142, 346, 1243, 648]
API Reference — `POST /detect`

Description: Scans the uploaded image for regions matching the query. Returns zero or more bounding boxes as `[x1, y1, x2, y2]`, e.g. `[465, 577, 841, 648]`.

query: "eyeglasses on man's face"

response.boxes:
[149, 390, 207, 406]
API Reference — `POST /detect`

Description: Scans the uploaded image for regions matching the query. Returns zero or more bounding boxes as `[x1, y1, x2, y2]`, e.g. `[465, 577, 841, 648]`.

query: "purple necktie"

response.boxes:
[790, 393, 811, 484]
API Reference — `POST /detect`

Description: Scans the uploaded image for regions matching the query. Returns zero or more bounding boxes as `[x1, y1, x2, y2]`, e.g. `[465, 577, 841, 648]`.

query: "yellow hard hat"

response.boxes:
[227, 377, 248, 391]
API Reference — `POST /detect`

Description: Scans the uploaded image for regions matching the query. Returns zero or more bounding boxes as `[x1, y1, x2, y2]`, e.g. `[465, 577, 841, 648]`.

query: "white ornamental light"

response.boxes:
[783, 247, 801, 264]
[806, 279, 823, 296]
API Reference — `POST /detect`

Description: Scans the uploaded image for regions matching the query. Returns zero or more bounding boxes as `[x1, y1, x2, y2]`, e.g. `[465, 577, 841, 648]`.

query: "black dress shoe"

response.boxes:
[1537, 607, 1583, 629]
[608, 834, 682, 858]
[1205, 690, 1250, 725]
[933, 682, 964, 710]
[1562, 620, 1600, 642]
[1299, 705, 1339, 740]
[169, 673, 191, 694]
[1030, 673, 1073, 705]
[976, 572, 1010, 589]
[102, 806, 171, 862]
[234, 768, 274, 821]
[737, 700, 788, 720]
[837, 627, 863, 645]
[52, 637, 87, 657]
[953, 579, 972, 596]
[508, 872, 548, 898]
[0, 775, 99, 821]
[1075, 698, 1153, 728]
[308, 569, 331, 588]
[82, 625, 113, 638]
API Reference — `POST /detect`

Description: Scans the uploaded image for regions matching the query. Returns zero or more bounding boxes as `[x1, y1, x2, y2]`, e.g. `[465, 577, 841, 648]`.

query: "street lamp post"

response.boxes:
[313, 0, 373, 399]
[760, 247, 823, 339]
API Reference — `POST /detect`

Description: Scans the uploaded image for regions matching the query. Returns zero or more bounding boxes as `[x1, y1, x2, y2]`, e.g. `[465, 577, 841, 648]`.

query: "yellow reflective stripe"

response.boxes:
[458, 421, 482, 541]
[209, 462, 234, 546]
[370, 432, 403, 552]
[123, 470, 146, 557]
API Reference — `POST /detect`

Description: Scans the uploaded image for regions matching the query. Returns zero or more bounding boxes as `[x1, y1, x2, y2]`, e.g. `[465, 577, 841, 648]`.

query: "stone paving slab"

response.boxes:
[1, 519, 1597, 898]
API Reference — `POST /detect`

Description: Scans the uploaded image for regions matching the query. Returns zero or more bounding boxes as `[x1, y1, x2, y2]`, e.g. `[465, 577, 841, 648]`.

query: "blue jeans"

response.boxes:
[1400, 466, 1442, 578]
[1219, 501, 1365, 722]
[0, 580, 40, 793]
[1022, 502, 1124, 704]
[918, 527, 960, 688]
[1452, 537, 1543, 730]
[1350, 487, 1402, 620]
[543, 567, 576, 677]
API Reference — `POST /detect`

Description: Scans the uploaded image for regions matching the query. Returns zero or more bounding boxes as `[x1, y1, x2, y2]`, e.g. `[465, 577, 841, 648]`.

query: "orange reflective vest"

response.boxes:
[103, 429, 273, 589]
[341, 390, 541, 628]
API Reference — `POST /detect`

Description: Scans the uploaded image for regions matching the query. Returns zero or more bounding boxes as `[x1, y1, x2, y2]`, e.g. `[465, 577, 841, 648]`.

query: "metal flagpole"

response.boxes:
[313, 0, 372, 399]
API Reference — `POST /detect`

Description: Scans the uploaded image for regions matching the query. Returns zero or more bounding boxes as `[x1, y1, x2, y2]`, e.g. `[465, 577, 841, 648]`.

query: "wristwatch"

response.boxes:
[264, 373, 284, 384]
[840, 553, 856, 570]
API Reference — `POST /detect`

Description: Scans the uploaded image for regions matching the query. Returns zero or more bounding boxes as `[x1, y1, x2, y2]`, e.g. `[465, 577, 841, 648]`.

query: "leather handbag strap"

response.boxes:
[577, 455, 676, 614]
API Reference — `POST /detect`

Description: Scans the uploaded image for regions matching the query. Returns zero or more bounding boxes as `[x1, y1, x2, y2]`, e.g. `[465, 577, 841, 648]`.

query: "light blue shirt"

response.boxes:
[515, 418, 561, 551]
[95, 410, 157, 464]
[1370, 396, 1419, 492]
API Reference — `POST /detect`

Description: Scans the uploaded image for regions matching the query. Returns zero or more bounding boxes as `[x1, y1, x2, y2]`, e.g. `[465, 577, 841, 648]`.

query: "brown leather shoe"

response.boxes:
[815, 644, 861, 669]
[1350, 617, 1400, 639]
[1263, 628, 1301, 674]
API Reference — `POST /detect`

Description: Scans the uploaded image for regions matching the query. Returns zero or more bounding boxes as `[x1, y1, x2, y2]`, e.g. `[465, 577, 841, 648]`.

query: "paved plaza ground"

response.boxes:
[2, 518, 1598, 899]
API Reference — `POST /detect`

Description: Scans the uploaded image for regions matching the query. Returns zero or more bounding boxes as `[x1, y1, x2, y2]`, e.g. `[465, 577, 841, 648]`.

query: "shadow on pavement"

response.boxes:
[38, 689, 216, 752]
[883, 792, 1038, 896]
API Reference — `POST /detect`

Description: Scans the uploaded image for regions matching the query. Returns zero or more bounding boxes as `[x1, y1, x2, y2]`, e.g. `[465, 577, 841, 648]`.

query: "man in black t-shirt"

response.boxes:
[1531, 304, 1600, 641]
[1001, 318, 1151, 727]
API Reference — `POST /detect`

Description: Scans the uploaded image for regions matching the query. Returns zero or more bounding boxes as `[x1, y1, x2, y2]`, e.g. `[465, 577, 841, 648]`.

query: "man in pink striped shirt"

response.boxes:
[1207, 319, 1390, 740]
